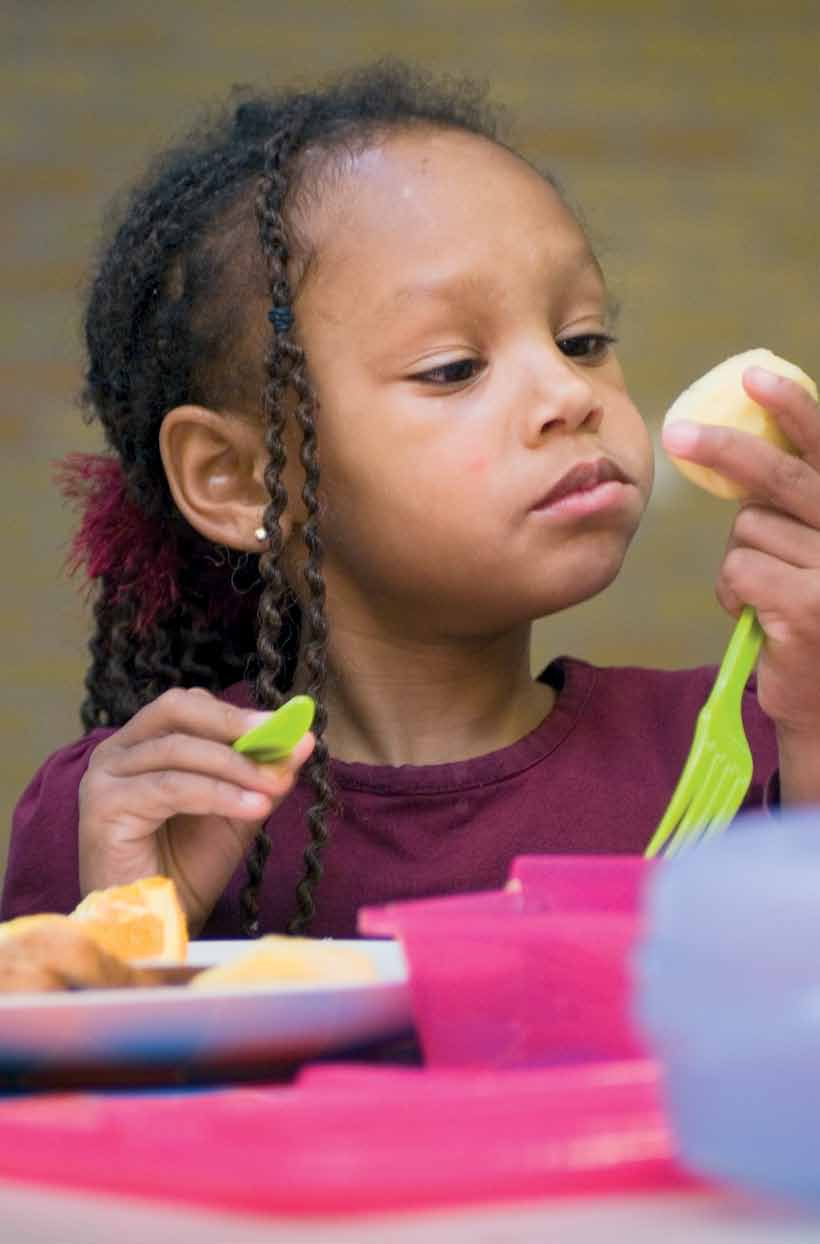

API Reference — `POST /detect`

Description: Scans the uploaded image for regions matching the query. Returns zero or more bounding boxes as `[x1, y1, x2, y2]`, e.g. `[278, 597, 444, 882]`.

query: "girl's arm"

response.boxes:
[3, 690, 313, 936]
[2, 732, 109, 920]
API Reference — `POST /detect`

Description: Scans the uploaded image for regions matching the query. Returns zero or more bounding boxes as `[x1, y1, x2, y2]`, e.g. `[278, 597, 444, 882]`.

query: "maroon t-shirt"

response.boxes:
[1, 658, 778, 938]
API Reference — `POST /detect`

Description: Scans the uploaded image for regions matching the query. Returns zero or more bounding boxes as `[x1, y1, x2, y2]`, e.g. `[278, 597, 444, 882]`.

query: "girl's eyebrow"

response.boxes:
[375, 271, 487, 316]
[374, 246, 605, 318]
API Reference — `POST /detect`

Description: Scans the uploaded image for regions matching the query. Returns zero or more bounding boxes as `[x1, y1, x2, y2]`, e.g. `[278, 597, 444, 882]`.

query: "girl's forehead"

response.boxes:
[298, 129, 591, 312]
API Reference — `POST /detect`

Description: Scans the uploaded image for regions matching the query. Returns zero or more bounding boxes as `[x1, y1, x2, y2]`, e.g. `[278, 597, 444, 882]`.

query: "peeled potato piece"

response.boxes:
[190, 935, 377, 990]
[664, 347, 817, 499]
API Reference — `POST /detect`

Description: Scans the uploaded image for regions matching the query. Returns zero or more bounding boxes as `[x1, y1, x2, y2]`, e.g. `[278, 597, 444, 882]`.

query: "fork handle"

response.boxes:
[705, 605, 764, 712]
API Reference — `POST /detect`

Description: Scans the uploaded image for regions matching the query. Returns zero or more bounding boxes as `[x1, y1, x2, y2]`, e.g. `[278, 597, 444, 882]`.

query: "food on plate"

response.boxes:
[69, 874, 188, 963]
[0, 880, 379, 994]
[0, 875, 187, 991]
[0, 918, 161, 993]
[663, 348, 817, 499]
[189, 935, 378, 990]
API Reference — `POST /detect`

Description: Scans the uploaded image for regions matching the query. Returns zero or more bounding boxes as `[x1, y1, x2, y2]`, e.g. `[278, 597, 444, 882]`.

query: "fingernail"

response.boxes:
[744, 365, 779, 393]
[292, 733, 316, 763]
[240, 790, 269, 807]
[662, 419, 699, 453]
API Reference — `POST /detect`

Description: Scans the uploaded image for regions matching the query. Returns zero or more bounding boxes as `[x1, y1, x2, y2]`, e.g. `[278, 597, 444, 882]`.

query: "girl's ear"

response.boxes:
[159, 405, 303, 551]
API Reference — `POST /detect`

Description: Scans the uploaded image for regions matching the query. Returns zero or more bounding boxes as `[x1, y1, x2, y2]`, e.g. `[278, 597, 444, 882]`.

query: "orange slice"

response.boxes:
[69, 876, 188, 963]
[190, 936, 376, 990]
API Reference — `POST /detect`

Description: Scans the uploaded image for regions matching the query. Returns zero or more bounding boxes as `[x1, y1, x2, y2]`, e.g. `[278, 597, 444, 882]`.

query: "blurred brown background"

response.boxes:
[2, 1, 818, 876]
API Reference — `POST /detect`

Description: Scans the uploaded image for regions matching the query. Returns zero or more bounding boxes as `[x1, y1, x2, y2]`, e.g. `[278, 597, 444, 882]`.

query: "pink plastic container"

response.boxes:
[509, 853, 654, 913]
[361, 854, 654, 936]
[361, 887, 523, 935]
[359, 856, 654, 1068]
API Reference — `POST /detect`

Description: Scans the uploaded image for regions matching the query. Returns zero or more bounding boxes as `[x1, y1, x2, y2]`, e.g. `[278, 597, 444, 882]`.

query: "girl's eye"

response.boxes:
[557, 333, 617, 364]
[410, 358, 483, 386]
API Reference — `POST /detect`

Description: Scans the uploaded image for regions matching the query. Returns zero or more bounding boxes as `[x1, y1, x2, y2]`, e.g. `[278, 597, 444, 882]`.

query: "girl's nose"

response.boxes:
[521, 351, 603, 445]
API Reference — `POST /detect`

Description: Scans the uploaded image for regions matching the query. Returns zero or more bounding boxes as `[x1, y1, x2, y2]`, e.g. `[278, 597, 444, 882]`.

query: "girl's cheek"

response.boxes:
[466, 453, 489, 474]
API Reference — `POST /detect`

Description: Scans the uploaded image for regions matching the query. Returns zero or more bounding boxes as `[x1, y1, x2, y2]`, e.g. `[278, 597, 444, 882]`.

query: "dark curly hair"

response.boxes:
[76, 60, 503, 935]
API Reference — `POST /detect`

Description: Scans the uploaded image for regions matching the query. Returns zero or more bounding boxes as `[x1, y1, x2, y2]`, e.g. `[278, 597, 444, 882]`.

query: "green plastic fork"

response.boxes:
[644, 605, 764, 858]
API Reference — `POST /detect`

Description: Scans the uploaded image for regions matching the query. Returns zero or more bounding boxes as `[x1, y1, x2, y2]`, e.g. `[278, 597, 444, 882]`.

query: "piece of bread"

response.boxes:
[0, 918, 144, 993]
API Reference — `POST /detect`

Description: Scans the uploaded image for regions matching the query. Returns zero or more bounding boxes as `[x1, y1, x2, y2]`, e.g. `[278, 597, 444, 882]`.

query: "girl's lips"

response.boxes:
[531, 457, 631, 510]
[530, 478, 634, 520]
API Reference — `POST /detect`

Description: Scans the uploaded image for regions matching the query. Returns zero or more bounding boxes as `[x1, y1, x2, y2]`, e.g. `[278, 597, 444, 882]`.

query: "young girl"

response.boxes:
[4, 62, 820, 941]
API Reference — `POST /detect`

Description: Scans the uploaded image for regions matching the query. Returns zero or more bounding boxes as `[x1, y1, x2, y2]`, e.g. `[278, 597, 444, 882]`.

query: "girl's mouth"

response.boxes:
[530, 458, 633, 516]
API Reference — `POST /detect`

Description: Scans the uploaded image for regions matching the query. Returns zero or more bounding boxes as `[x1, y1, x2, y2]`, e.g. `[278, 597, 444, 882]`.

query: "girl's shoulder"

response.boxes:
[541, 654, 722, 714]
[14, 726, 116, 812]
[548, 654, 775, 759]
[2, 727, 116, 920]
[15, 677, 253, 812]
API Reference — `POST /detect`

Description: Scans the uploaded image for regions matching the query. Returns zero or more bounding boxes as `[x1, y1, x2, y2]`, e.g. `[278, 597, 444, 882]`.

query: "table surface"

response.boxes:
[2, 1182, 819, 1244]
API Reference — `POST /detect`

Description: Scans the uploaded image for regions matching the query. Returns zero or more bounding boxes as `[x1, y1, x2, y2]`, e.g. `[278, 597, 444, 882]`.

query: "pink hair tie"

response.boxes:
[55, 453, 181, 634]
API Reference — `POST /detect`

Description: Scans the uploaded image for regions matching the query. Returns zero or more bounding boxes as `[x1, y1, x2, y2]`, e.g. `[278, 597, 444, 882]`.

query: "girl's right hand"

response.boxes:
[78, 688, 315, 935]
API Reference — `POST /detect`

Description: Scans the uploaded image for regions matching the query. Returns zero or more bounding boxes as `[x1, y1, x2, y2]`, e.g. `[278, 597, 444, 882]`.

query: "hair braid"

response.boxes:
[240, 100, 327, 936]
[287, 351, 333, 933]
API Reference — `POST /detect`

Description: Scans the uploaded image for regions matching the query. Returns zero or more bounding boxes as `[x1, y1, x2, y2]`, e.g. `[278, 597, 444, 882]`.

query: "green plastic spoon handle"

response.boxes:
[232, 694, 316, 763]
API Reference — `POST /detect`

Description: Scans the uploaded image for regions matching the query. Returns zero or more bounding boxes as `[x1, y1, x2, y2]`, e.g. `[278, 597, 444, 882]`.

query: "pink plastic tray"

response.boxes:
[0, 1060, 697, 1215]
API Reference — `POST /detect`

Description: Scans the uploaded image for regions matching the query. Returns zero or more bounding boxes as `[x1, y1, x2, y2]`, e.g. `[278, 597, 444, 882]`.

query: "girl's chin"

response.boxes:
[528, 554, 629, 617]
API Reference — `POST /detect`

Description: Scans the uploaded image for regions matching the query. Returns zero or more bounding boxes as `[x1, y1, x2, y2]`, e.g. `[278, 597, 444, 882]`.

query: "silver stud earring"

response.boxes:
[254, 526, 267, 542]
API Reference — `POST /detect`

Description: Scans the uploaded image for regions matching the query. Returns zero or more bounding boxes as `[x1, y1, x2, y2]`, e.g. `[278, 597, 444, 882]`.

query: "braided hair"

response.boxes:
[76, 60, 500, 934]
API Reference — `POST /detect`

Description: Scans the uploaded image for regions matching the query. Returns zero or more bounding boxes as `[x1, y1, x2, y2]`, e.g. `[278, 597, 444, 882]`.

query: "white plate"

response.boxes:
[0, 939, 412, 1080]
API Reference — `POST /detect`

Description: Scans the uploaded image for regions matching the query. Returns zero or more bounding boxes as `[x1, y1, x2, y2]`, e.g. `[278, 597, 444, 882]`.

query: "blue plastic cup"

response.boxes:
[634, 807, 820, 1209]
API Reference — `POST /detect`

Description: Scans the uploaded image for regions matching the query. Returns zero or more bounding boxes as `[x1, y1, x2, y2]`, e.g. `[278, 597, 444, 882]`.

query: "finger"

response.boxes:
[730, 504, 820, 571]
[716, 546, 816, 624]
[742, 366, 820, 470]
[111, 687, 274, 750]
[228, 729, 316, 780]
[103, 732, 301, 796]
[662, 418, 820, 528]
[280, 730, 316, 771]
[100, 771, 281, 837]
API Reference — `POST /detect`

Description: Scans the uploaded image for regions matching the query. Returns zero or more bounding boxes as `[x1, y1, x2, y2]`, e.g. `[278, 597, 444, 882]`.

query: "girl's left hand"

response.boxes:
[662, 365, 820, 738]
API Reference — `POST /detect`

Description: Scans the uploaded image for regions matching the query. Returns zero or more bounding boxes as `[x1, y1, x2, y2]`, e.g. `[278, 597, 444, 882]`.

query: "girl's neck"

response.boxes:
[295, 620, 556, 767]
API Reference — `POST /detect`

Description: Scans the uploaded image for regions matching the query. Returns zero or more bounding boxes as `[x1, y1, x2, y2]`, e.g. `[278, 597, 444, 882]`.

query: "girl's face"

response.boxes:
[291, 127, 654, 637]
